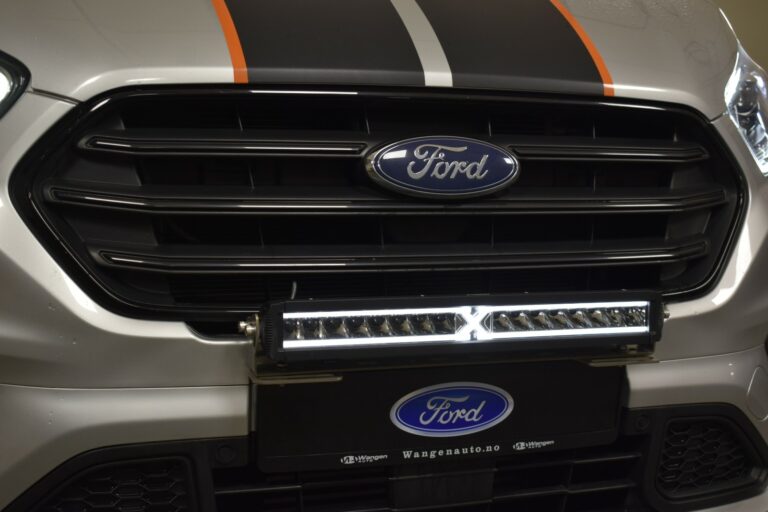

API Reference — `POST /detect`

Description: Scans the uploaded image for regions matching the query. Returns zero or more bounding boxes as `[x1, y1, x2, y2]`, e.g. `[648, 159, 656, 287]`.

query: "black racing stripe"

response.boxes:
[224, 0, 424, 86]
[417, 0, 603, 95]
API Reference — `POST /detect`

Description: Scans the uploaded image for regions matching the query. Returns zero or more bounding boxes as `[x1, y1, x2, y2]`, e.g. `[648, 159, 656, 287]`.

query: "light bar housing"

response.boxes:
[262, 293, 663, 363]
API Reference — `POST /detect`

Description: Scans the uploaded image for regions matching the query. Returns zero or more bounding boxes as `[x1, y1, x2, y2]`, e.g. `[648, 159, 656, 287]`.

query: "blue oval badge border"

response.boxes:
[390, 382, 514, 438]
[366, 136, 520, 199]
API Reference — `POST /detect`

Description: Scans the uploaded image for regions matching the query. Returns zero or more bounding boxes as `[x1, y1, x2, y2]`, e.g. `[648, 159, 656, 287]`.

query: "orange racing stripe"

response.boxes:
[211, 0, 248, 84]
[549, 0, 614, 96]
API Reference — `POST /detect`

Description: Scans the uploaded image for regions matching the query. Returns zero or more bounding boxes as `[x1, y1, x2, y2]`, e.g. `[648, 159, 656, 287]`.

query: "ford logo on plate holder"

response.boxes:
[366, 136, 520, 199]
[391, 382, 514, 437]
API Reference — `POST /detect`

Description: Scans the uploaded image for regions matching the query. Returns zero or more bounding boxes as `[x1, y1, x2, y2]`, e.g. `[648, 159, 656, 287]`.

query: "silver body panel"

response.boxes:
[0, 95, 251, 389]
[0, 0, 233, 102]
[0, 0, 738, 119]
[1, 0, 768, 509]
[568, 0, 739, 119]
[0, 384, 248, 509]
[656, 115, 768, 360]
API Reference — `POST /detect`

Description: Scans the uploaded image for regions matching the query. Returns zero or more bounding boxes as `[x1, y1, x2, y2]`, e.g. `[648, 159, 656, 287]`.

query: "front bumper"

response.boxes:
[1, 344, 767, 510]
[1, 91, 768, 510]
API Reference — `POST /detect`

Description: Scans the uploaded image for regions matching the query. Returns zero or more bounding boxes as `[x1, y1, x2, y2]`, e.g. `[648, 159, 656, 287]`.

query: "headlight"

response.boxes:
[0, 51, 29, 120]
[725, 47, 768, 176]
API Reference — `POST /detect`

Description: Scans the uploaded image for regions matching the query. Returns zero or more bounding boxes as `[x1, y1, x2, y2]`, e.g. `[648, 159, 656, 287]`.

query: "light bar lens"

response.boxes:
[282, 301, 650, 350]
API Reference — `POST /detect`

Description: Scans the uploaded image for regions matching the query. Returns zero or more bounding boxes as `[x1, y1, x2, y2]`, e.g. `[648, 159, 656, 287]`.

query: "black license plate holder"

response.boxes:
[257, 361, 625, 472]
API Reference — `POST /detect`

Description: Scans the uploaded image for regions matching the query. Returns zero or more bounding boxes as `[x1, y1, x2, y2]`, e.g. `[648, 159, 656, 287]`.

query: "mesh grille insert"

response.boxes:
[39, 458, 194, 512]
[657, 418, 763, 500]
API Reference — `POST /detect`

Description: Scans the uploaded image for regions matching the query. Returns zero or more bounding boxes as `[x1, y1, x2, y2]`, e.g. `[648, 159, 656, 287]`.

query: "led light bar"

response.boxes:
[263, 296, 662, 362]
[283, 306, 469, 349]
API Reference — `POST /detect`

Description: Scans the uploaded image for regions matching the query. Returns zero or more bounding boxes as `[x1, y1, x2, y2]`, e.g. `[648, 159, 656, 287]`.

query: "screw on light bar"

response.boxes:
[281, 301, 650, 350]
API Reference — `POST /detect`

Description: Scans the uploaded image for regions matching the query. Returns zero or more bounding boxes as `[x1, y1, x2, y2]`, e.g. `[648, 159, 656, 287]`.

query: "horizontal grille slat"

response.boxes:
[91, 237, 709, 274]
[80, 131, 368, 157]
[494, 479, 636, 501]
[11, 88, 743, 321]
[511, 138, 708, 162]
[212, 437, 647, 512]
[494, 452, 642, 472]
[47, 184, 728, 215]
[215, 483, 303, 496]
[79, 130, 708, 163]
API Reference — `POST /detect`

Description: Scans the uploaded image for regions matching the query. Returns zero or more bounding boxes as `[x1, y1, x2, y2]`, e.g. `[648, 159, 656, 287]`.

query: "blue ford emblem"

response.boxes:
[366, 136, 520, 198]
[390, 382, 514, 437]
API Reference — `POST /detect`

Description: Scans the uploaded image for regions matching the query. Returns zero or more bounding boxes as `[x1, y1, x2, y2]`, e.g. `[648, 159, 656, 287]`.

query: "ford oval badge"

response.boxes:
[366, 136, 520, 198]
[391, 382, 514, 437]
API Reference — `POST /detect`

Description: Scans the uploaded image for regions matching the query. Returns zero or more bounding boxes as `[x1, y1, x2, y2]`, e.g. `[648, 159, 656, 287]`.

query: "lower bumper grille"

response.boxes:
[9, 406, 766, 512]
[38, 458, 194, 512]
[213, 441, 644, 512]
[657, 417, 766, 500]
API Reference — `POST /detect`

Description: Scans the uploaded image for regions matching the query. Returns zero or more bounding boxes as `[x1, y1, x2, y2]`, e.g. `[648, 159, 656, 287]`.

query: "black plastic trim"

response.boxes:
[91, 238, 707, 274]
[4, 404, 765, 512]
[80, 132, 367, 157]
[47, 183, 728, 215]
[512, 139, 709, 162]
[2, 438, 249, 512]
[78, 131, 708, 163]
[632, 404, 768, 511]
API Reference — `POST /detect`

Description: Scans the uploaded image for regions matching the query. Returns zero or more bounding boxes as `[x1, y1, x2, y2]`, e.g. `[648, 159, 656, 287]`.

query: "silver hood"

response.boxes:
[0, 0, 739, 119]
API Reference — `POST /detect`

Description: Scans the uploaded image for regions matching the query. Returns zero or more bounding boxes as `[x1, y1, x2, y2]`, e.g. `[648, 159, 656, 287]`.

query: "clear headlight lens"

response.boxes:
[0, 51, 29, 120]
[0, 69, 11, 100]
[725, 47, 768, 176]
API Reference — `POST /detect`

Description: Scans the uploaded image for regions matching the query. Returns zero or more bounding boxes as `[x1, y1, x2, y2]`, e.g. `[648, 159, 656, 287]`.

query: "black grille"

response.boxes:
[12, 88, 743, 322]
[213, 438, 647, 512]
[657, 418, 764, 500]
[38, 458, 194, 512]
